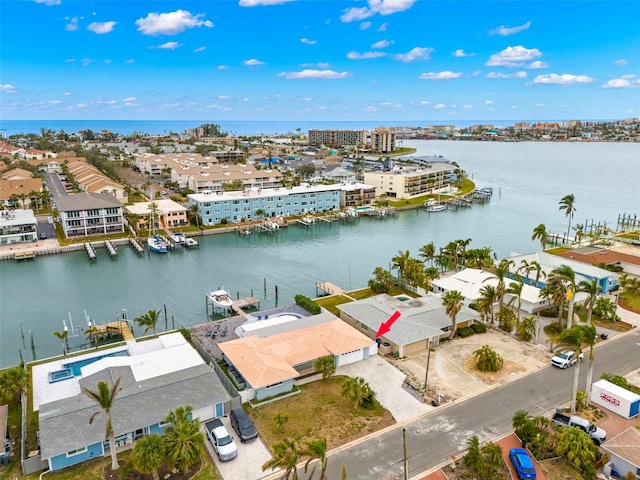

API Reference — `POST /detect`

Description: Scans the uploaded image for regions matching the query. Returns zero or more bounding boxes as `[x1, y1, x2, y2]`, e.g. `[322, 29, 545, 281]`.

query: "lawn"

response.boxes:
[620, 292, 640, 313]
[314, 295, 354, 316]
[248, 375, 395, 452]
[538, 457, 586, 480]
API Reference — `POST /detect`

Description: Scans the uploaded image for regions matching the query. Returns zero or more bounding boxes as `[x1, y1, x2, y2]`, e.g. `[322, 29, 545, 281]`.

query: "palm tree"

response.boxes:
[555, 427, 597, 471]
[573, 224, 585, 246]
[505, 280, 524, 324]
[134, 309, 161, 335]
[53, 330, 68, 356]
[0, 366, 30, 403]
[531, 223, 548, 250]
[442, 289, 464, 339]
[463, 435, 482, 471]
[577, 278, 600, 326]
[313, 356, 336, 380]
[85, 325, 102, 348]
[476, 284, 498, 323]
[529, 260, 545, 287]
[132, 433, 165, 480]
[580, 325, 598, 408]
[302, 437, 328, 480]
[556, 326, 584, 414]
[189, 203, 201, 228]
[163, 405, 204, 475]
[487, 258, 513, 315]
[549, 265, 577, 328]
[83, 376, 122, 471]
[262, 437, 300, 480]
[341, 377, 374, 410]
[418, 242, 436, 267]
[559, 194, 576, 239]
[391, 249, 411, 285]
[473, 345, 504, 372]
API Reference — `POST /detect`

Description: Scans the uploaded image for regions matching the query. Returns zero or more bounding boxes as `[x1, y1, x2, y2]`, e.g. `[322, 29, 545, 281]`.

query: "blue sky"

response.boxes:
[1, 0, 639, 122]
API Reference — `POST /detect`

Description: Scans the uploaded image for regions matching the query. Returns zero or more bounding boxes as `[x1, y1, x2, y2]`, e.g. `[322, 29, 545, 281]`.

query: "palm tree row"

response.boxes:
[262, 436, 332, 480]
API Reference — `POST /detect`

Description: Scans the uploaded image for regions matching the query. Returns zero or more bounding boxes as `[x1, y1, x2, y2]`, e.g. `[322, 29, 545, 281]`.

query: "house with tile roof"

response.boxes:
[125, 199, 188, 230]
[338, 293, 477, 357]
[218, 313, 377, 402]
[555, 246, 640, 277]
[602, 427, 640, 479]
[31, 332, 232, 472]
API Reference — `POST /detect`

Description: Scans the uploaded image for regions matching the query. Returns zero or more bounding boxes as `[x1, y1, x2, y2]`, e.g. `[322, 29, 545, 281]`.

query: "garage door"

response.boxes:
[337, 349, 364, 367]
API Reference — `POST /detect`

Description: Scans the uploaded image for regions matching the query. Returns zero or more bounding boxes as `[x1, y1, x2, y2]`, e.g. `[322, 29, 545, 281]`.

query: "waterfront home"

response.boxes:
[0, 209, 38, 245]
[338, 293, 477, 357]
[0, 171, 43, 209]
[218, 313, 377, 402]
[555, 246, 640, 277]
[125, 199, 188, 230]
[432, 268, 550, 314]
[30, 332, 232, 473]
[54, 192, 125, 238]
[508, 251, 619, 293]
[602, 428, 640, 479]
[364, 162, 457, 200]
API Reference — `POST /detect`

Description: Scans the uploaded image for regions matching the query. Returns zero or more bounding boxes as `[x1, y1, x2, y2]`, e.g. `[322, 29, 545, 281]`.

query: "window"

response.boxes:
[66, 446, 88, 457]
[265, 381, 284, 389]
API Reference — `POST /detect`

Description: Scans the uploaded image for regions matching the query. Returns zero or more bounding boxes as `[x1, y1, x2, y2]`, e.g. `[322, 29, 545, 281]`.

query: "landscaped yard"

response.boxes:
[247, 375, 395, 452]
[538, 457, 586, 480]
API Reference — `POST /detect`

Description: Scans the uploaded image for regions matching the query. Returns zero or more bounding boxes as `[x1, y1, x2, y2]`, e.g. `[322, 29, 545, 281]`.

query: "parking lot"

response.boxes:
[202, 415, 273, 480]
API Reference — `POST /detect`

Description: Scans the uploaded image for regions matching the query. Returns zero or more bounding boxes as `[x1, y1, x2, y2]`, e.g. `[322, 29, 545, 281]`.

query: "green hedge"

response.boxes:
[471, 322, 487, 334]
[294, 294, 322, 315]
[457, 326, 475, 338]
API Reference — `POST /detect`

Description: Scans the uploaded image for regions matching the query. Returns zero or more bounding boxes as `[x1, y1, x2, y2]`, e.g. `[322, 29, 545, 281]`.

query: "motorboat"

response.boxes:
[184, 237, 199, 248]
[209, 289, 233, 309]
[170, 232, 186, 244]
[425, 199, 446, 212]
[148, 235, 169, 253]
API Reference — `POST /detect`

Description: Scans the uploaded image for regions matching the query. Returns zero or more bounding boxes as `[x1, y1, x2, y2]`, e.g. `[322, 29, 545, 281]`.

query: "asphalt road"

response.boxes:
[308, 329, 640, 480]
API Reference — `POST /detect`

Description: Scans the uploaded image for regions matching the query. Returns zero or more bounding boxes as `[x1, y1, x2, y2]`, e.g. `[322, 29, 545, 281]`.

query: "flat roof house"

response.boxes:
[338, 293, 477, 357]
[0, 209, 37, 245]
[31, 332, 232, 472]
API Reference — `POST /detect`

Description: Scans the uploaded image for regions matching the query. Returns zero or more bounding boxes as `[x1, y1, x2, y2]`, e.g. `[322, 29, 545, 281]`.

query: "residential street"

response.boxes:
[295, 329, 640, 480]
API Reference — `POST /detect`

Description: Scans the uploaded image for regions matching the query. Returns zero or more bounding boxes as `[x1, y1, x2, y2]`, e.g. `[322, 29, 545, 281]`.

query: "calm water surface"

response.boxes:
[1, 141, 638, 367]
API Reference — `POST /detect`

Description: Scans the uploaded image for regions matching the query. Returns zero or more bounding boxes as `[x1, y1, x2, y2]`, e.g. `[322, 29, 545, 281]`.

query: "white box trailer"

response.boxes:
[590, 379, 640, 419]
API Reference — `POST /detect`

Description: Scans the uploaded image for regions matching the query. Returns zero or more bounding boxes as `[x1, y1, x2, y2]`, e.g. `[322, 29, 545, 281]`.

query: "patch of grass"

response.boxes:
[546, 247, 571, 254]
[314, 295, 353, 316]
[620, 292, 640, 312]
[248, 375, 394, 452]
[591, 315, 632, 332]
[538, 457, 586, 480]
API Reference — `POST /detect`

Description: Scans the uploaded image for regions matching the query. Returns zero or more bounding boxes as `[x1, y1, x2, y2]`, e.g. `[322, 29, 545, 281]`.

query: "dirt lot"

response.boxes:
[390, 328, 551, 403]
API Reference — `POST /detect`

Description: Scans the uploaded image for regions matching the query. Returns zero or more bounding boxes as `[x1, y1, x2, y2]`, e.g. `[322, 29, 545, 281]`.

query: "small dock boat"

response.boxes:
[148, 235, 169, 253]
[209, 289, 233, 309]
[185, 237, 199, 248]
[425, 199, 446, 212]
[170, 232, 186, 244]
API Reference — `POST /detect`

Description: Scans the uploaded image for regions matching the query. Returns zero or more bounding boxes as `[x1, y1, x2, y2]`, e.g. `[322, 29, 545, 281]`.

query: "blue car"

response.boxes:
[509, 448, 536, 479]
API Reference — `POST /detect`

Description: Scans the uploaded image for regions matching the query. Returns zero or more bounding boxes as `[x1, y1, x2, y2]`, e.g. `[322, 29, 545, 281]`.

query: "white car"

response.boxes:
[551, 350, 584, 369]
[205, 418, 238, 462]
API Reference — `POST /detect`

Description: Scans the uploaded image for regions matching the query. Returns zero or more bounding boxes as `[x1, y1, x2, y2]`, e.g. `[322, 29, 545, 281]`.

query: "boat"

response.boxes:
[184, 237, 199, 248]
[209, 289, 233, 309]
[170, 232, 186, 244]
[148, 235, 169, 253]
[424, 198, 446, 212]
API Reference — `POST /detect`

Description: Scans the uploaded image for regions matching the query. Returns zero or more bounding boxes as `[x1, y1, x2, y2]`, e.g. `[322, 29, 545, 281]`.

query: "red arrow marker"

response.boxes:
[376, 310, 401, 338]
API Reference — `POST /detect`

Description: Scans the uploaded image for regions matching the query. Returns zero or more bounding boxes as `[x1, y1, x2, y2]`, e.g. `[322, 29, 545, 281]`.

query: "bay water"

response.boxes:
[1, 140, 638, 368]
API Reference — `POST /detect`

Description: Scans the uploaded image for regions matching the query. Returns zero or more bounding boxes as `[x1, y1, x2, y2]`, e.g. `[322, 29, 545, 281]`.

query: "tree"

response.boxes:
[392, 249, 411, 285]
[341, 377, 375, 410]
[189, 203, 201, 228]
[473, 345, 504, 372]
[83, 376, 122, 471]
[512, 410, 537, 444]
[555, 427, 597, 473]
[132, 433, 165, 480]
[505, 280, 524, 324]
[419, 242, 436, 267]
[463, 435, 482, 471]
[548, 264, 577, 328]
[594, 297, 618, 322]
[477, 285, 498, 323]
[302, 437, 328, 480]
[85, 325, 102, 348]
[578, 278, 601, 326]
[531, 223, 548, 251]
[559, 194, 576, 239]
[163, 405, 204, 475]
[0, 366, 29, 403]
[134, 309, 161, 335]
[580, 325, 598, 408]
[368, 266, 395, 293]
[262, 437, 300, 480]
[556, 326, 584, 414]
[274, 412, 289, 433]
[314, 356, 336, 380]
[53, 330, 69, 356]
[442, 289, 464, 339]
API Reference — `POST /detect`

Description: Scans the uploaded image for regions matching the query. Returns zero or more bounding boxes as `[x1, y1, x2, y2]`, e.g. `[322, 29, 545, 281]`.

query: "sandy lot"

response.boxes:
[390, 328, 551, 403]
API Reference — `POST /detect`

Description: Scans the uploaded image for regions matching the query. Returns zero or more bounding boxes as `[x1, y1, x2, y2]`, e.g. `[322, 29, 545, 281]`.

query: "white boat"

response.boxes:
[425, 199, 446, 212]
[184, 237, 198, 248]
[209, 289, 233, 309]
[148, 235, 169, 253]
[170, 232, 186, 244]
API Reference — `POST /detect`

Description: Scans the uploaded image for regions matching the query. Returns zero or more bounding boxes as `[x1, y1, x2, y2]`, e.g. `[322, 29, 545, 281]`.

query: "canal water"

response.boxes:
[1, 140, 638, 367]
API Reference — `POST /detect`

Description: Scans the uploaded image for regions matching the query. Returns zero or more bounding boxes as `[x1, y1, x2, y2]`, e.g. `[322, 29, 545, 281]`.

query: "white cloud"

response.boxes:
[34, 0, 60, 5]
[65, 17, 79, 31]
[486, 45, 542, 67]
[372, 39, 393, 49]
[360, 21, 372, 30]
[485, 100, 494, 105]
[535, 103, 545, 107]
[81, 58, 96, 66]
[418, 71, 462, 80]
[103, 59, 112, 64]
[396, 47, 434, 62]
[487, 71, 527, 79]
[489, 20, 531, 36]
[63, 92, 72, 96]
[420, 100, 430, 105]
[532, 73, 594, 85]
[87, 21, 116, 34]
[217, 65, 229, 70]
[378, 23, 388, 32]
[239, 0, 293, 6]
[243, 58, 265, 66]
[123, 97, 136, 102]
[278, 69, 353, 79]
[65, 58, 75, 63]
[296, 97, 313, 102]
[136, 10, 213, 36]
[347, 51, 386, 60]
[613, 59, 628, 66]
[150, 42, 181, 50]
[433, 103, 445, 109]
[341, 0, 416, 23]
[462, 105, 472, 109]
[0, 84, 17, 93]
[527, 61, 548, 69]
[125, 59, 135, 64]
[602, 76, 639, 89]
[194, 46, 206, 53]
[453, 49, 474, 57]
[301, 38, 316, 45]
[218, 95, 233, 100]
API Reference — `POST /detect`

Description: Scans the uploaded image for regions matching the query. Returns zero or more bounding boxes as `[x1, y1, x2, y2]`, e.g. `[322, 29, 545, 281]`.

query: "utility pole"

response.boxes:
[403, 428, 408, 480]
[424, 339, 432, 389]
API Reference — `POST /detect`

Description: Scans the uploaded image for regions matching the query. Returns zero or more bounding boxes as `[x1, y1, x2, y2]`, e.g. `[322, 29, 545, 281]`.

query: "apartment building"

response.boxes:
[371, 129, 396, 153]
[364, 163, 456, 199]
[0, 209, 38, 245]
[185, 165, 283, 193]
[308, 129, 367, 147]
[54, 192, 125, 238]
[125, 199, 188, 230]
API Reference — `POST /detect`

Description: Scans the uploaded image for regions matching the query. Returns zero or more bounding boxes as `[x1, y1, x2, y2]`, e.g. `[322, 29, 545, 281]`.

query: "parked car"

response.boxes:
[509, 448, 536, 479]
[39, 232, 47, 239]
[551, 407, 607, 445]
[551, 350, 583, 369]
[230, 407, 258, 442]
[205, 418, 238, 462]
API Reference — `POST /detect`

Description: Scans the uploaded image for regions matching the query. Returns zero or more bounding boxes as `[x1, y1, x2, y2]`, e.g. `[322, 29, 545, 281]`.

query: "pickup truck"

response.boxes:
[551, 350, 584, 369]
[205, 418, 238, 462]
[551, 407, 607, 445]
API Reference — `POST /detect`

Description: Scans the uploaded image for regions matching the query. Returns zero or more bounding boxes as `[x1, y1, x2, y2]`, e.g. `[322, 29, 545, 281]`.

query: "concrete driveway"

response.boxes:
[337, 355, 431, 422]
[202, 416, 273, 480]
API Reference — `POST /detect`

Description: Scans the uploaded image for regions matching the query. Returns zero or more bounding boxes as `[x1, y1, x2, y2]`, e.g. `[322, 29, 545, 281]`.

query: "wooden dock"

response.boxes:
[129, 238, 145, 255]
[84, 242, 97, 260]
[104, 240, 117, 257]
[15, 250, 36, 261]
[315, 281, 345, 297]
[95, 320, 134, 342]
[231, 297, 260, 316]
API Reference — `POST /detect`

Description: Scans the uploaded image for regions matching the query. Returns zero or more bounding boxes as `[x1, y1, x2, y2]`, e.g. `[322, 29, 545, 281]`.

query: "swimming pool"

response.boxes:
[48, 350, 129, 383]
[354, 206, 373, 212]
[269, 313, 302, 322]
[395, 295, 411, 302]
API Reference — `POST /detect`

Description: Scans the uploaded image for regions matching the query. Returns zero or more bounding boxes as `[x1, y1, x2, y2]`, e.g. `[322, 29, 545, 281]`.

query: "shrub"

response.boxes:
[457, 326, 475, 338]
[471, 322, 487, 334]
[544, 322, 564, 335]
[294, 294, 322, 314]
[517, 317, 536, 342]
[468, 302, 478, 311]
[473, 345, 504, 372]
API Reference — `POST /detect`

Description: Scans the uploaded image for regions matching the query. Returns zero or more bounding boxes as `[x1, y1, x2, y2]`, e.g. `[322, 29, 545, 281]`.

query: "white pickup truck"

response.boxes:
[205, 418, 238, 462]
[551, 350, 584, 369]
[552, 407, 607, 445]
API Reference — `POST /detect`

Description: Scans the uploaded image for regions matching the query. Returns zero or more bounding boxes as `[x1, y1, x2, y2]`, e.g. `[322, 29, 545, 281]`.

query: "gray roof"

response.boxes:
[54, 192, 122, 211]
[338, 294, 477, 346]
[39, 364, 231, 459]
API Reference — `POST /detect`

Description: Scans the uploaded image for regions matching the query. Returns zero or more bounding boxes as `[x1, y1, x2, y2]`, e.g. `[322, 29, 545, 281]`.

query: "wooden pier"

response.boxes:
[15, 250, 35, 261]
[94, 320, 134, 342]
[84, 242, 97, 260]
[129, 238, 145, 255]
[231, 297, 260, 316]
[104, 240, 117, 257]
[315, 281, 345, 297]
